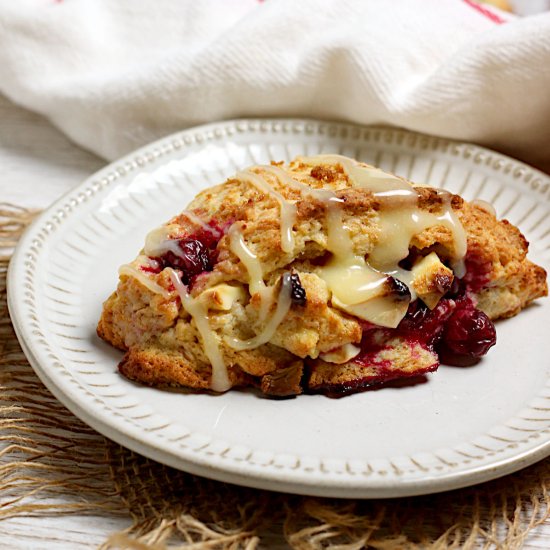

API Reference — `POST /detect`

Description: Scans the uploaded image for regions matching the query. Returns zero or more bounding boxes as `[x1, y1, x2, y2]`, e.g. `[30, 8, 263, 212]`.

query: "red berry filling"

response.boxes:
[352, 331, 393, 369]
[151, 221, 223, 286]
[351, 299, 454, 372]
[354, 248, 497, 369]
[397, 298, 457, 347]
[437, 307, 496, 364]
[354, 288, 496, 370]
[140, 263, 162, 275]
[162, 239, 213, 283]
[360, 294, 496, 366]
[462, 252, 492, 292]
[321, 329, 438, 397]
[399, 291, 496, 364]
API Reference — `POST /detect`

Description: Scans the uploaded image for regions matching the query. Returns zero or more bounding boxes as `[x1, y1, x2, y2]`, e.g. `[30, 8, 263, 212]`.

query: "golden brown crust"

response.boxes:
[458, 204, 547, 318]
[476, 259, 547, 319]
[119, 345, 251, 390]
[98, 157, 547, 396]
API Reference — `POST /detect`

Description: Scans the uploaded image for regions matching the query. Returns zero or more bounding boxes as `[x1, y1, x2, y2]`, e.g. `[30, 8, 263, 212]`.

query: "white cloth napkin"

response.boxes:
[0, 0, 549, 171]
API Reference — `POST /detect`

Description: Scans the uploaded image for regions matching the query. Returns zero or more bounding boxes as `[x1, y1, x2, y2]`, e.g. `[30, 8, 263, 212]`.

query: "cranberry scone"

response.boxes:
[97, 155, 548, 396]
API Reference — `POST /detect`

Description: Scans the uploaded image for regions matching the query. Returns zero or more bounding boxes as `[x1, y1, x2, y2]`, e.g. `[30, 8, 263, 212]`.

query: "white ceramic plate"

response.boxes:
[8, 120, 550, 498]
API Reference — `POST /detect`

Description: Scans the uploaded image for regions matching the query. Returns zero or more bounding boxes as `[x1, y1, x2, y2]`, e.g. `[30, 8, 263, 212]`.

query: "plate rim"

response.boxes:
[7, 118, 550, 498]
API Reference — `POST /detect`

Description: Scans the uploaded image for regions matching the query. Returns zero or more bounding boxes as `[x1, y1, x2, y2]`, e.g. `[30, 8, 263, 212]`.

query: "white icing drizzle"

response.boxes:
[243, 165, 371, 323]
[237, 169, 296, 253]
[319, 256, 387, 305]
[430, 189, 468, 278]
[299, 155, 468, 264]
[368, 203, 467, 271]
[167, 268, 231, 392]
[118, 263, 171, 298]
[264, 162, 400, 325]
[228, 224, 273, 321]
[278, 157, 408, 325]
[180, 210, 219, 234]
[142, 212, 217, 260]
[226, 272, 293, 351]
[293, 155, 468, 326]
[320, 343, 361, 364]
[262, 165, 351, 255]
[143, 225, 184, 258]
[299, 154, 410, 193]
[142, 256, 161, 270]
[471, 198, 497, 217]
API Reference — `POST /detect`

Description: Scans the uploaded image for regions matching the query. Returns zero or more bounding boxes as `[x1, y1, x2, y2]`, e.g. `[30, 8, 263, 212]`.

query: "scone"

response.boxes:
[97, 155, 548, 396]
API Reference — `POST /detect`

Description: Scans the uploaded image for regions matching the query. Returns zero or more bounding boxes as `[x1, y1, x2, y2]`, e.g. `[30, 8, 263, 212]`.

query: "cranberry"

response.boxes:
[439, 308, 496, 360]
[289, 273, 307, 306]
[398, 248, 422, 270]
[140, 263, 162, 275]
[446, 276, 463, 298]
[193, 224, 223, 250]
[398, 299, 455, 346]
[154, 221, 224, 285]
[462, 253, 492, 292]
[162, 238, 213, 284]
[389, 277, 410, 299]
[350, 328, 392, 368]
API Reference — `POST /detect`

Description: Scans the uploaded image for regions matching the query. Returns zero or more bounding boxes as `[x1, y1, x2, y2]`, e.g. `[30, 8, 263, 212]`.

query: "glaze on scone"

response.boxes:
[97, 155, 548, 396]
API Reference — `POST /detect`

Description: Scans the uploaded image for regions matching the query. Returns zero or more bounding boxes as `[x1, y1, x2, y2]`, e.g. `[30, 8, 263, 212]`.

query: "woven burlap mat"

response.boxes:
[1, 204, 549, 549]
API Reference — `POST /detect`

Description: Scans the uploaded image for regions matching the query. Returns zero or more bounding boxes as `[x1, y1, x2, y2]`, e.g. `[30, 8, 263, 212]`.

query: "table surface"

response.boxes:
[0, 91, 548, 548]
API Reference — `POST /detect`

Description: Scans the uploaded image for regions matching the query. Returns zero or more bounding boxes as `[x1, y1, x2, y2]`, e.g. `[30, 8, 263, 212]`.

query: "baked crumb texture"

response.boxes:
[97, 156, 548, 397]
